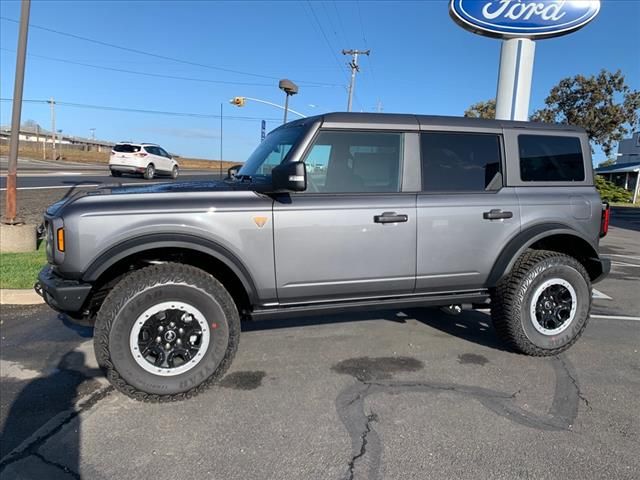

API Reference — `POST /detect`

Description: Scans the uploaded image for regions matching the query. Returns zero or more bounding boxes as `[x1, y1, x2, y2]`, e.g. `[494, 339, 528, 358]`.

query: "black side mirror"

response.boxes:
[271, 161, 307, 192]
[226, 164, 243, 179]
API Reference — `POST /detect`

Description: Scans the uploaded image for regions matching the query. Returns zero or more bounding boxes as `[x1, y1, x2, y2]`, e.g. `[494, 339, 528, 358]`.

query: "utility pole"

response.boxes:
[219, 102, 223, 178]
[3, 0, 31, 224]
[342, 49, 369, 112]
[49, 97, 56, 161]
[90, 128, 95, 140]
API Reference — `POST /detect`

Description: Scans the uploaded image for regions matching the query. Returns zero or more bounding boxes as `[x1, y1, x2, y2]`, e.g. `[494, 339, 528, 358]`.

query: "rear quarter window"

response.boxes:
[519, 135, 585, 182]
[113, 144, 140, 153]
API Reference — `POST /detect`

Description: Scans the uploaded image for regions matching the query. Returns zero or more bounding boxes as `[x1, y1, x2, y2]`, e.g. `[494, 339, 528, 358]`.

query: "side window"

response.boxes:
[159, 148, 170, 158]
[144, 146, 157, 156]
[303, 131, 402, 193]
[421, 132, 502, 192]
[519, 135, 585, 182]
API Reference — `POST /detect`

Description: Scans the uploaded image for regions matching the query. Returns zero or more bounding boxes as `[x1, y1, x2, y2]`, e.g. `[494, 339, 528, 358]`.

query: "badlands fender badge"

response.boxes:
[253, 216, 268, 228]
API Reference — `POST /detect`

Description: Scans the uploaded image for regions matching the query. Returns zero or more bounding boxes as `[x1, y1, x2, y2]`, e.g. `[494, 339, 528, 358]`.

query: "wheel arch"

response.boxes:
[487, 223, 602, 286]
[83, 233, 258, 314]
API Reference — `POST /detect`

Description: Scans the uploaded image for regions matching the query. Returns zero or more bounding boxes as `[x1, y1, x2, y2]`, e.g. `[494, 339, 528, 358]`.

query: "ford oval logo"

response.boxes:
[449, 0, 601, 39]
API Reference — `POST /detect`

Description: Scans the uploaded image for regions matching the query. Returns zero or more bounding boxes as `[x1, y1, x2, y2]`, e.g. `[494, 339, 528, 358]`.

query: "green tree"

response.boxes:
[594, 175, 632, 203]
[597, 158, 617, 168]
[532, 70, 640, 157]
[464, 99, 496, 119]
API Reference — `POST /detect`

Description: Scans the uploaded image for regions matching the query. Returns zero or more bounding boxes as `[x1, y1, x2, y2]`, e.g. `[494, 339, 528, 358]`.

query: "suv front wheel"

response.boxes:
[94, 263, 240, 401]
[491, 250, 591, 356]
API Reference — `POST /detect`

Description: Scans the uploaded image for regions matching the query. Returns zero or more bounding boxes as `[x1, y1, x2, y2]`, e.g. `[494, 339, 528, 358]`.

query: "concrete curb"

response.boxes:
[0, 289, 45, 305]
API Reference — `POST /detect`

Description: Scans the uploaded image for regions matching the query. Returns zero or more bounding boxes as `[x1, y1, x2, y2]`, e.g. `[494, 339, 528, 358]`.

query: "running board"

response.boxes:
[249, 291, 490, 321]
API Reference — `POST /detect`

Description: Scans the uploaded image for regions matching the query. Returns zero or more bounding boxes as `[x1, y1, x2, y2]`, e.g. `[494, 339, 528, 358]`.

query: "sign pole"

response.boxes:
[495, 38, 536, 121]
[3, 0, 31, 224]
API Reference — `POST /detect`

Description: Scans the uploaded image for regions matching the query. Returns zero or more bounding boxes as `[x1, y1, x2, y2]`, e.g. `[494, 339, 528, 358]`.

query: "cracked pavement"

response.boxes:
[1, 214, 639, 479]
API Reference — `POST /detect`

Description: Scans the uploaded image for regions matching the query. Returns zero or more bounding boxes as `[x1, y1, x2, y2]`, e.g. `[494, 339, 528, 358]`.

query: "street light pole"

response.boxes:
[278, 79, 299, 124]
[3, 0, 31, 224]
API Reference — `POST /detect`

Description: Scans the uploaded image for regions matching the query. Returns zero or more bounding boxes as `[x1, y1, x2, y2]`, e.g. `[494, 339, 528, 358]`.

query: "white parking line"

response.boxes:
[602, 254, 640, 261]
[611, 261, 640, 268]
[592, 289, 612, 300]
[590, 314, 640, 322]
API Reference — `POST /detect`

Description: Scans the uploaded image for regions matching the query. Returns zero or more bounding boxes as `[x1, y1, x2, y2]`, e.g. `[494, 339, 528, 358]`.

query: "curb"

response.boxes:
[0, 289, 45, 305]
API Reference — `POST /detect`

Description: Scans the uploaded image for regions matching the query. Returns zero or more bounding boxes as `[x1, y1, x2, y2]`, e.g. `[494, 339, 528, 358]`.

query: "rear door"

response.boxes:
[416, 130, 521, 292]
[273, 129, 417, 303]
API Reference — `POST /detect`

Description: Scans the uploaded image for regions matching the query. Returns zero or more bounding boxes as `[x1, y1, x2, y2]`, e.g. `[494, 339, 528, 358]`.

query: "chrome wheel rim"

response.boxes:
[147, 165, 154, 177]
[529, 278, 577, 336]
[129, 301, 210, 376]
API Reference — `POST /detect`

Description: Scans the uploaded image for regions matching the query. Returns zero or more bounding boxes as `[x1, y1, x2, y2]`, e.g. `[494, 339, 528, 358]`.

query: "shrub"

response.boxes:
[595, 175, 632, 203]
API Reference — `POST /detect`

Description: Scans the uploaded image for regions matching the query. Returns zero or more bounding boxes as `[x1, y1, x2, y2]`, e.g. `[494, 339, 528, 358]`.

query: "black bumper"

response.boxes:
[35, 266, 92, 313]
[589, 257, 611, 284]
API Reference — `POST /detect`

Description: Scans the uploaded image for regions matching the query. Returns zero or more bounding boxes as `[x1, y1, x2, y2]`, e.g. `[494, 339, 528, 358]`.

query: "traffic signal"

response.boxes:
[230, 97, 246, 107]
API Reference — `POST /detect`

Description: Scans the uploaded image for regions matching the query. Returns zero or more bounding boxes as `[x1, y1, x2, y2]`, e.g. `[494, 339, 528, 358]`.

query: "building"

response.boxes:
[0, 123, 114, 152]
[595, 132, 640, 203]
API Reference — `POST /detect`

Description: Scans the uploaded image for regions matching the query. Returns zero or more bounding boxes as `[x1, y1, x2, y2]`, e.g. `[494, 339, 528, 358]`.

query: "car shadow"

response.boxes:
[242, 307, 509, 353]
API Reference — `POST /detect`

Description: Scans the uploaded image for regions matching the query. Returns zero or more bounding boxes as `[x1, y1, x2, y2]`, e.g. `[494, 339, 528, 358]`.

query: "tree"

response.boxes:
[597, 158, 616, 168]
[532, 70, 640, 157]
[464, 99, 496, 119]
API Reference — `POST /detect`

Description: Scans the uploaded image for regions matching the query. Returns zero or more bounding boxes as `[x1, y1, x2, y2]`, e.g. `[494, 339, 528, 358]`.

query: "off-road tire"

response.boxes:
[490, 249, 591, 356]
[143, 163, 155, 180]
[94, 263, 240, 402]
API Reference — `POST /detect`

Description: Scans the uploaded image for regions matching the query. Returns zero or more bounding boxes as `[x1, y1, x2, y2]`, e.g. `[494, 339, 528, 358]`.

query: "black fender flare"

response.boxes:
[82, 233, 259, 304]
[486, 223, 599, 287]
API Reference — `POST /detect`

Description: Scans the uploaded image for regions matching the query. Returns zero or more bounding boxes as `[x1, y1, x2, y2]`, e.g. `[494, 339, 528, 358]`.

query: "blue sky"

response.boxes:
[1, 0, 638, 163]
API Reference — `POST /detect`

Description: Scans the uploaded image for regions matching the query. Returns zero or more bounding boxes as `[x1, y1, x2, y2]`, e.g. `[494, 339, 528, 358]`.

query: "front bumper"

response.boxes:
[35, 266, 92, 313]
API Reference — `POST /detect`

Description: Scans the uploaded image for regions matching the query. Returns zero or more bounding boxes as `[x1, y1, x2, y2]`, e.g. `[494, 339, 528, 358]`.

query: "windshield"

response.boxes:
[237, 126, 306, 179]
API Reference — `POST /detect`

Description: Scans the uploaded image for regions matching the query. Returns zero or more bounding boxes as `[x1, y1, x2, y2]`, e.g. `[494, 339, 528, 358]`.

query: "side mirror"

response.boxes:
[271, 161, 307, 192]
[226, 164, 243, 179]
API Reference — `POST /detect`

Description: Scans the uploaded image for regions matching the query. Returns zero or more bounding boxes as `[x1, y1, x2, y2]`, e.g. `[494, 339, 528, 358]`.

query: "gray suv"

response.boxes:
[36, 113, 611, 401]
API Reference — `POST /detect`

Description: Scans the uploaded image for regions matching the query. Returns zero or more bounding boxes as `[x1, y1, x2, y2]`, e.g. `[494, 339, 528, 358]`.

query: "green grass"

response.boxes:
[0, 246, 47, 289]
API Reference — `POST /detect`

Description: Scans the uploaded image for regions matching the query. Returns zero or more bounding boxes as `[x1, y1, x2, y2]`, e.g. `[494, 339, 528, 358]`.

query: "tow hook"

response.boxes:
[34, 282, 43, 297]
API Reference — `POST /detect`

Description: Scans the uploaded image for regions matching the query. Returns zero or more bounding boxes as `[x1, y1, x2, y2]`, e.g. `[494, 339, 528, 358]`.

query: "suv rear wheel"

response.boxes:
[491, 250, 591, 356]
[94, 263, 240, 401]
[144, 163, 155, 180]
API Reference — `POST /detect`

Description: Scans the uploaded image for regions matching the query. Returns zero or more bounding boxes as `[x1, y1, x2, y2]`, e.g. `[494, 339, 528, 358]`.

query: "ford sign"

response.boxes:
[449, 0, 601, 39]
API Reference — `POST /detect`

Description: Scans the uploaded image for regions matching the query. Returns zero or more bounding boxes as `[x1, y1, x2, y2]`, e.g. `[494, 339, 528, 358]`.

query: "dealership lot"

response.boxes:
[0, 209, 638, 479]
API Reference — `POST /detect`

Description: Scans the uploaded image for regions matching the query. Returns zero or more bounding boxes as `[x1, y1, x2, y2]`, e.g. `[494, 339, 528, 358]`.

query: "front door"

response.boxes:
[273, 130, 417, 303]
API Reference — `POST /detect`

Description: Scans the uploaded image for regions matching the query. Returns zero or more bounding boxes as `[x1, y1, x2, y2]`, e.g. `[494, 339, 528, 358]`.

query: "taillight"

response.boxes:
[600, 202, 610, 238]
[136, 152, 148, 157]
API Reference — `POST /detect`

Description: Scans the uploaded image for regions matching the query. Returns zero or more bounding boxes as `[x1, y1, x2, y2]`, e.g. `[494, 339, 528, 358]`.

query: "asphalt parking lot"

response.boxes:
[1, 208, 638, 480]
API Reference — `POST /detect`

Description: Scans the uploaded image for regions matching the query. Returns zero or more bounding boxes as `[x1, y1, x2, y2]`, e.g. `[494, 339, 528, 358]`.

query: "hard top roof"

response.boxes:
[282, 112, 585, 133]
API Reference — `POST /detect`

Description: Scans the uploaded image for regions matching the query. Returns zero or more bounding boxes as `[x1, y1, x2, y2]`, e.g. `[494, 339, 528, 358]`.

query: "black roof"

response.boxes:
[316, 112, 585, 132]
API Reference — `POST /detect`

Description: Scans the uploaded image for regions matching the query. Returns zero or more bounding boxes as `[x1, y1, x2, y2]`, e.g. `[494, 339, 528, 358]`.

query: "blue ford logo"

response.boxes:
[449, 0, 601, 39]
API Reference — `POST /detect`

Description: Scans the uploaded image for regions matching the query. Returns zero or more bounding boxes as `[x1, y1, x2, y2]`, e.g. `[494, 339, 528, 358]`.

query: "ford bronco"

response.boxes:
[36, 113, 611, 401]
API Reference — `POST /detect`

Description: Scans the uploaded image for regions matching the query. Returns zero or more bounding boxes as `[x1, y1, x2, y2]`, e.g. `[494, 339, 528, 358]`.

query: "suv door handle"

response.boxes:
[374, 212, 408, 224]
[483, 209, 513, 220]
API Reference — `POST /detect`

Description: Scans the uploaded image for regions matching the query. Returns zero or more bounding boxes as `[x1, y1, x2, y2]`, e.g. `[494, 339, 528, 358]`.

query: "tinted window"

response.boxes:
[113, 144, 140, 153]
[144, 146, 158, 155]
[303, 131, 402, 193]
[421, 133, 502, 192]
[519, 135, 585, 182]
[158, 148, 170, 158]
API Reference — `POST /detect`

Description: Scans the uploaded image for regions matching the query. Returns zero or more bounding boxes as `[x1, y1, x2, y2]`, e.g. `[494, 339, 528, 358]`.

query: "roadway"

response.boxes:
[0, 157, 222, 189]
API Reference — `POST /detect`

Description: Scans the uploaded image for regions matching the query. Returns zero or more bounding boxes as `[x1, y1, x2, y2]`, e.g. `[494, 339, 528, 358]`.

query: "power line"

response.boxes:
[0, 98, 281, 122]
[0, 48, 276, 87]
[0, 16, 343, 88]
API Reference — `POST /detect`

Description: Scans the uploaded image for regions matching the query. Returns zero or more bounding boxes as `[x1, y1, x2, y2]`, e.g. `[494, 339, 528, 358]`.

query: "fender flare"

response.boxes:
[486, 223, 599, 287]
[82, 233, 258, 304]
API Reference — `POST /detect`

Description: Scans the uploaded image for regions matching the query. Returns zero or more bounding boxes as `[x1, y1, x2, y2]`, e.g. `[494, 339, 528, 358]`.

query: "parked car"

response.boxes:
[109, 142, 179, 180]
[36, 113, 610, 401]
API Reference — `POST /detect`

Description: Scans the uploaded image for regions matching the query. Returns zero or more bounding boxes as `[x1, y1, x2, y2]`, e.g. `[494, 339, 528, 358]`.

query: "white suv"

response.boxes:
[109, 143, 179, 180]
